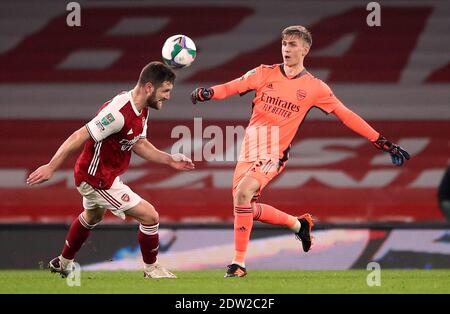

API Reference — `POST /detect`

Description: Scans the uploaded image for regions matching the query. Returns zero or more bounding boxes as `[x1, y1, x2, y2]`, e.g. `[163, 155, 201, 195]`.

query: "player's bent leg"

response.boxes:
[126, 200, 176, 279]
[50, 209, 104, 277]
[253, 203, 314, 252]
[125, 199, 159, 225]
[252, 202, 301, 231]
[225, 176, 260, 278]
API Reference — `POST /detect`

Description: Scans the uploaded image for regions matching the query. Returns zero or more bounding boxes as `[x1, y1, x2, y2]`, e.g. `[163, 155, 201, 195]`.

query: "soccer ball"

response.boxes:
[162, 35, 196, 68]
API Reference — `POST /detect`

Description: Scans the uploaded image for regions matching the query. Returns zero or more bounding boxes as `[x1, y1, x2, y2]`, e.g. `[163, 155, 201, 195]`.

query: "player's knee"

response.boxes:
[142, 213, 159, 225]
[234, 188, 254, 205]
[141, 204, 159, 225]
[83, 210, 104, 225]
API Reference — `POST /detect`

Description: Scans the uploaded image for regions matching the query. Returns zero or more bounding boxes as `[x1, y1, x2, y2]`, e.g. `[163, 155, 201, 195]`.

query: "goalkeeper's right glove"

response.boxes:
[372, 134, 411, 166]
[191, 87, 214, 104]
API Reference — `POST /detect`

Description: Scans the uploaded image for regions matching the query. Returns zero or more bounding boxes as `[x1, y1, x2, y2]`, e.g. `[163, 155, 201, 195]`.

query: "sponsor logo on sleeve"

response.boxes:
[95, 120, 105, 131]
[241, 68, 257, 80]
[101, 113, 115, 126]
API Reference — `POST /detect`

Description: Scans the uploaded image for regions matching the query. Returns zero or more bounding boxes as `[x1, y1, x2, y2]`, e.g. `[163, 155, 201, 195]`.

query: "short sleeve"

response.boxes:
[85, 110, 125, 142]
[314, 80, 343, 113]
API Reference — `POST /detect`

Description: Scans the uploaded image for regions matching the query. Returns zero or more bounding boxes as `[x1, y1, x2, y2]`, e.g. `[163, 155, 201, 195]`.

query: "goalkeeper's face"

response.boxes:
[146, 81, 173, 110]
[281, 35, 309, 66]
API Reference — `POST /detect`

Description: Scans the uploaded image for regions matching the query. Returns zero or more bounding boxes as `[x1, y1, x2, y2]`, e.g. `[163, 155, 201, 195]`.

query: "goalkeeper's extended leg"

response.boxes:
[253, 203, 314, 252]
[49, 210, 103, 277]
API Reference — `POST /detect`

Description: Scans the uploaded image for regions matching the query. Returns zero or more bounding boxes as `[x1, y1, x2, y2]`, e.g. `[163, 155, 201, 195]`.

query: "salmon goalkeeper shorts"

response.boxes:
[232, 157, 286, 201]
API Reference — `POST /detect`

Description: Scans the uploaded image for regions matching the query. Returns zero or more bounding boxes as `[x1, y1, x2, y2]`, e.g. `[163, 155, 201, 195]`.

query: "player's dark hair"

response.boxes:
[138, 61, 176, 87]
[281, 25, 312, 47]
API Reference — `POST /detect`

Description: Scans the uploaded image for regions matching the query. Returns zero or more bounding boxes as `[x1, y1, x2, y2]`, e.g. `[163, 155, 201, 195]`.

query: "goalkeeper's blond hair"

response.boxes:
[281, 25, 312, 47]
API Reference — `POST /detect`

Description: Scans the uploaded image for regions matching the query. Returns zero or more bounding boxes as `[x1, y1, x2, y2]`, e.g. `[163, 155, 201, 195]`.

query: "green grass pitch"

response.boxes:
[0, 270, 449, 294]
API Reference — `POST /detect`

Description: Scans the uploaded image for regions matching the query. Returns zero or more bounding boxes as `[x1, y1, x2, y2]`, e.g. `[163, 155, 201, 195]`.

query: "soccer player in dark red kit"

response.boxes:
[27, 62, 194, 279]
[192, 26, 410, 277]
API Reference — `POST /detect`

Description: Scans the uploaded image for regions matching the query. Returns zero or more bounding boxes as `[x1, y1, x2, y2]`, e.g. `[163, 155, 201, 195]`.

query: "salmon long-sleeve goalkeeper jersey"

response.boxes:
[211, 64, 379, 163]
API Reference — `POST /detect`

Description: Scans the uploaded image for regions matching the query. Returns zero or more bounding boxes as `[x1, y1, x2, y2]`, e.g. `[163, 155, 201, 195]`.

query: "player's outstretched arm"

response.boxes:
[132, 139, 195, 171]
[26, 126, 90, 186]
[332, 105, 410, 166]
[191, 70, 257, 104]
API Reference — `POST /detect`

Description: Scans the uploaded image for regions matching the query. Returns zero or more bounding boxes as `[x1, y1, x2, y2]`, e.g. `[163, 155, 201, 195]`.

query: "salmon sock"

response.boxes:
[232, 204, 254, 267]
[253, 203, 300, 232]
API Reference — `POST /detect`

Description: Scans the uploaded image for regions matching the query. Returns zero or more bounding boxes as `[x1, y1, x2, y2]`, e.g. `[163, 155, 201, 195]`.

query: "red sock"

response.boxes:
[233, 204, 254, 265]
[252, 203, 298, 229]
[61, 213, 97, 260]
[138, 223, 159, 265]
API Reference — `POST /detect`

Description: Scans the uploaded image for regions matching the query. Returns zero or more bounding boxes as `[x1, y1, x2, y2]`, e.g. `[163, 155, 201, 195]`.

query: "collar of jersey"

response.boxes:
[279, 64, 308, 80]
[128, 90, 142, 116]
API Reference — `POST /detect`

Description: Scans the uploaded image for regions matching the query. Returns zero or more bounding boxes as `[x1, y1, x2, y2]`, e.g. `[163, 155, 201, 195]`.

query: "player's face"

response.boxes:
[282, 36, 309, 66]
[146, 81, 173, 110]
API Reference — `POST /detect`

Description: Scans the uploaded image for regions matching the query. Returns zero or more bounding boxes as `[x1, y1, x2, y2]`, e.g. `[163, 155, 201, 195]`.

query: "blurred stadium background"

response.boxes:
[0, 0, 449, 272]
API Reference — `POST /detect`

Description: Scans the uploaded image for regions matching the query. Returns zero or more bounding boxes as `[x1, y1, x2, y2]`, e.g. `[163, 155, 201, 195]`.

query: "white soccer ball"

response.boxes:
[162, 34, 196, 68]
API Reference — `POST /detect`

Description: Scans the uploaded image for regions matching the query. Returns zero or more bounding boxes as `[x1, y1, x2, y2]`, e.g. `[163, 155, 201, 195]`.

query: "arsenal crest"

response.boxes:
[121, 193, 130, 202]
[296, 89, 307, 100]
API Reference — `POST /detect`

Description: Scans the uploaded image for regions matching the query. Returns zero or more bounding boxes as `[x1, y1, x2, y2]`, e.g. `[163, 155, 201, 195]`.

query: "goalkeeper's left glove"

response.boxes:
[372, 135, 410, 166]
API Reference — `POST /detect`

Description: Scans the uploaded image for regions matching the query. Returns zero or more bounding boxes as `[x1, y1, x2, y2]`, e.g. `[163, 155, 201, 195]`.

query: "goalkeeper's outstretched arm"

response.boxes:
[332, 104, 410, 166]
[191, 75, 254, 103]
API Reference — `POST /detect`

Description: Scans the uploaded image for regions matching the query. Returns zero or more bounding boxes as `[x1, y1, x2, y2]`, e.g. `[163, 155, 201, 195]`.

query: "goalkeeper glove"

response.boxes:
[191, 87, 214, 104]
[372, 135, 410, 166]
